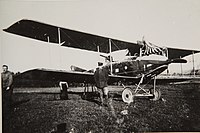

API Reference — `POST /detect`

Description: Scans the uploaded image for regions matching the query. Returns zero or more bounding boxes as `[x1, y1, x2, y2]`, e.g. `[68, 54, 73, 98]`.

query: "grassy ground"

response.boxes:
[3, 84, 200, 133]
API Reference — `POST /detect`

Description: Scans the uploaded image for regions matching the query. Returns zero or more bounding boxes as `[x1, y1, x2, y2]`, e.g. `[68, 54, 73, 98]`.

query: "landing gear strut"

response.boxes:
[59, 81, 69, 100]
[121, 75, 161, 103]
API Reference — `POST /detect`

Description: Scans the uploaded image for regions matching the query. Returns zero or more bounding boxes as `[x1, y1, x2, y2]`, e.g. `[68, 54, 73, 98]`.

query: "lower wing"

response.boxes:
[14, 68, 139, 87]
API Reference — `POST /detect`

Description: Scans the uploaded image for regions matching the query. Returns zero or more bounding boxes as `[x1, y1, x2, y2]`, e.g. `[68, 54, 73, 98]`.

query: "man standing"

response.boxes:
[1, 65, 14, 132]
[1, 65, 13, 109]
[94, 62, 109, 106]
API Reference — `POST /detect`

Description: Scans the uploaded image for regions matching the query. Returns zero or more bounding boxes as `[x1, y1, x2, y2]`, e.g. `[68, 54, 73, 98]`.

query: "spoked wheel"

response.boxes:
[122, 87, 134, 104]
[149, 88, 161, 101]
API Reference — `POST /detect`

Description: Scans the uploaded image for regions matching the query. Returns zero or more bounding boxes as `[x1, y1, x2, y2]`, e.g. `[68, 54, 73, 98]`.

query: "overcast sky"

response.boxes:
[1, 0, 200, 49]
[0, 0, 200, 72]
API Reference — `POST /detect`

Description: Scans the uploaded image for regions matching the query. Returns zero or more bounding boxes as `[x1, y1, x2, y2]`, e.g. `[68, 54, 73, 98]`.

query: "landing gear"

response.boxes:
[82, 83, 97, 100]
[149, 88, 161, 101]
[59, 81, 69, 100]
[122, 87, 134, 104]
[121, 75, 161, 103]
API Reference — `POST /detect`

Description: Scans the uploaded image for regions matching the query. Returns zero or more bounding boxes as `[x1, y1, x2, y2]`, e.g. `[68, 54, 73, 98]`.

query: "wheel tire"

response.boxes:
[81, 93, 87, 100]
[122, 87, 134, 104]
[149, 89, 161, 101]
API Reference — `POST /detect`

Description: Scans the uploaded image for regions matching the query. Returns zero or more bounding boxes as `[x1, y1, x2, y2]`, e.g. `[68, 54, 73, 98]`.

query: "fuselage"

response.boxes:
[104, 54, 169, 77]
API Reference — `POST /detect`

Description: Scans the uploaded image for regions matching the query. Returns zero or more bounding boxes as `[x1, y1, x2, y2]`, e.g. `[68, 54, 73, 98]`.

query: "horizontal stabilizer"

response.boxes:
[70, 65, 86, 72]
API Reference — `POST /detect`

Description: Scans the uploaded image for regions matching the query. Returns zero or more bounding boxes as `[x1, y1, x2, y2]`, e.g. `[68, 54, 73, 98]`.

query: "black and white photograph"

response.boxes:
[1, 0, 200, 132]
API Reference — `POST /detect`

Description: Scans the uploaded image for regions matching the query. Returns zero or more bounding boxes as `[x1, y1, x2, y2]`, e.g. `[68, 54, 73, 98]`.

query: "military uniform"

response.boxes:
[94, 66, 109, 105]
[1, 70, 13, 108]
[94, 67, 108, 89]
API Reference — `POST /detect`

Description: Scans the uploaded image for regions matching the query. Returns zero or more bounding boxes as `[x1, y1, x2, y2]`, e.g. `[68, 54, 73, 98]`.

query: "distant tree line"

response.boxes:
[13, 72, 59, 87]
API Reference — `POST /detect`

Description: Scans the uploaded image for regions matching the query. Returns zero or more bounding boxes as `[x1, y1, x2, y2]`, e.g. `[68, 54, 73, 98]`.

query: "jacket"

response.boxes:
[1, 71, 13, 88]
[94, 67, 109, 88]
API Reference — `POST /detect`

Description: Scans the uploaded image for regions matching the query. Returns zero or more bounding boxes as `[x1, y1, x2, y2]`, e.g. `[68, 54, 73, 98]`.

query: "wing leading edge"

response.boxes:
[14, 68, 139, 86]
[4, 19, 199, 58]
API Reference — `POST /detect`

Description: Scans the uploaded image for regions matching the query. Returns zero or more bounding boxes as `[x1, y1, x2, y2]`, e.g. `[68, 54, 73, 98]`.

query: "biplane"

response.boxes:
[3, 19, 200, 103]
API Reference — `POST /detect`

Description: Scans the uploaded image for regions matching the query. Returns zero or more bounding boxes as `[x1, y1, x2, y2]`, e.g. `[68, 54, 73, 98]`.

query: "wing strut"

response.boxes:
[58, 28, 65, 45]
[109, 39, 113, 75]
[179, 56, 183, 76]
[58, 28, 61, 45]
[192, 51, 195, 77]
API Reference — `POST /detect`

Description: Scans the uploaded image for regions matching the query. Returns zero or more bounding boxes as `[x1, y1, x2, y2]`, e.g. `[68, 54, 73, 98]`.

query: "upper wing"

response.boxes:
[3, 19, 140, 54]
[167, 48, 198, 59]
[4, 19, 200, 58]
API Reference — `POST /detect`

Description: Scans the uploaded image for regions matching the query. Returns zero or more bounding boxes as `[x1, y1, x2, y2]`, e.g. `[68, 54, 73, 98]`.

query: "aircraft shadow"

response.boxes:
[111, 93, 123, 101]
[46, 91, 123, 105]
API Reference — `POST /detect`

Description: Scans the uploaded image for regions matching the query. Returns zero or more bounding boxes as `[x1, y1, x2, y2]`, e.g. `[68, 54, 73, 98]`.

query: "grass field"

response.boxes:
[3, 84, 200, 133]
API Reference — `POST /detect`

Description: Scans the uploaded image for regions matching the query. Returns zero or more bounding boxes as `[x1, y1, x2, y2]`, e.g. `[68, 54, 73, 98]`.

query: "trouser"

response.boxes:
[2, 88, 13, 109]
[2, 88, 13, 133]
[97, 87, 109, 105]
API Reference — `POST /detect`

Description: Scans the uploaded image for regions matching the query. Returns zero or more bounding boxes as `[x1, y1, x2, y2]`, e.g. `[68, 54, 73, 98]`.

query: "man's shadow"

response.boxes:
[82, 92, 123, 105]
[81, 91, 102, 105]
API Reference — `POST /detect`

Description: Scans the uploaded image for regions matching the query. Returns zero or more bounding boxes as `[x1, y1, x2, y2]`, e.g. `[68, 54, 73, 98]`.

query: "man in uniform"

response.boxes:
[94, 62, 109, 106]
[1, 65, 13, 109]
[1, 65, 14, 132]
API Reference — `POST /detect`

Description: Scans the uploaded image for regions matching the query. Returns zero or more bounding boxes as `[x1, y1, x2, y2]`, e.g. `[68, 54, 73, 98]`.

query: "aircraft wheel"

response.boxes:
[122, 87, 134, 104]
[149, 89, 161, 101]
[81, 93, 87, 100]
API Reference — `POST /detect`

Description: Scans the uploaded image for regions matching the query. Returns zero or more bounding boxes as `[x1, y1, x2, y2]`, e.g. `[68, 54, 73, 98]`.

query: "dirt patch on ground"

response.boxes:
[3, 84, 200, 133]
